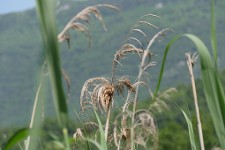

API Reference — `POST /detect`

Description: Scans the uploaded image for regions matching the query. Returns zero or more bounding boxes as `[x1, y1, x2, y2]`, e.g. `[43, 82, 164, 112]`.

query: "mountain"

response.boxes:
[0, 0, 225, 127]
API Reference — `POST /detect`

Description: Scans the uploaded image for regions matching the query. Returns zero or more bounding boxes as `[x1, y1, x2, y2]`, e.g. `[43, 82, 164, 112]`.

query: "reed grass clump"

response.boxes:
[76, 12, 176, 150]
[7, 1, 225, 149]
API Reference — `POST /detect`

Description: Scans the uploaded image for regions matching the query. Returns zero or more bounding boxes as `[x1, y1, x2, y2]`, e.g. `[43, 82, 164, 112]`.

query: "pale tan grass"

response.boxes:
[58, 4, 119, 46]
[77, 12, 175, 149]
[80, 77, 111, 111]
[149, 88, 177, 113]
[186, 52, 205, 150]
[61, 69, 71, 98]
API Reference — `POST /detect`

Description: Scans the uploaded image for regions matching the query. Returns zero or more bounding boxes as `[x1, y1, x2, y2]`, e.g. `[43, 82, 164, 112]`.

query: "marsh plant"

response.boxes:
[1, 3, 180, 150]
[3, 0, 225, 150]
[76, 10, 176, 150]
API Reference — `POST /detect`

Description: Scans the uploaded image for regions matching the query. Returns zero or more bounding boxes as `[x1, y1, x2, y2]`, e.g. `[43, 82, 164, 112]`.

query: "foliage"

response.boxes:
[181, 109, 197, 150]
[158, 122, 190, 150]
[158, 0, 225, 148]
[1, 0, 225, 150]
[3, 128, 30, 150]
[1, 0, 225, 127]
[36, 0, 68, 126]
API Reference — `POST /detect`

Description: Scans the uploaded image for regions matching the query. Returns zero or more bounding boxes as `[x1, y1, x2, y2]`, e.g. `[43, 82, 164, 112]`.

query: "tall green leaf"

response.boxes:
[181, 109, 197, 150]
[84, 110, 107, 150]
[162, 34, 225, 149]
[36, 0, 68, 126]
[184, 34, 225, 149]
[94, 110, 108, 150]
[154, 35, 180, 99]
[210, 0, 217, 64]
[63, 128, 71, 150]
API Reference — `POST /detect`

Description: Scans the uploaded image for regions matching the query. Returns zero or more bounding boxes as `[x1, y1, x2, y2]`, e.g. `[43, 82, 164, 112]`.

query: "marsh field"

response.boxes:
[1, 0, 225, 149]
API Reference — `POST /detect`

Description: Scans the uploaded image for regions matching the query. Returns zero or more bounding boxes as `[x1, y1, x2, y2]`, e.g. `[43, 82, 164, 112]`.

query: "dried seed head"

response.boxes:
[80, 77, 110, 111]
[134, 111, 158, 148]
[73, 128, 84, 141]
[98, 84, 115, 111]
[58, 4, 119, 46]
[115, 77, 136, 95]
[113, 44, 144, 64]
[150, 88, 176, 113]
[185, 52, 199, 67]
[61, 69, 71, 98]
[139, 112, 153, 126]
[122, 128, 130, 141]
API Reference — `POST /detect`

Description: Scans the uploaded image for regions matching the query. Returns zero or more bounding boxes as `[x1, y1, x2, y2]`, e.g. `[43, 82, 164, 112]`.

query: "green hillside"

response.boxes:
[1, 70, 223, 149]
[0, 0, 225, 127]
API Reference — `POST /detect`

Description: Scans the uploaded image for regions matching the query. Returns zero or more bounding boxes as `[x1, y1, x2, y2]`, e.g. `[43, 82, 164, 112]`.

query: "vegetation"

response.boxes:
[1, 0, 225, 127]
[1, 0, 225, 150]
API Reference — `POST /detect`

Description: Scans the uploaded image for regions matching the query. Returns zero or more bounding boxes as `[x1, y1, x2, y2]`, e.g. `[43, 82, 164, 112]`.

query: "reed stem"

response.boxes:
[186, 53, 205, 150]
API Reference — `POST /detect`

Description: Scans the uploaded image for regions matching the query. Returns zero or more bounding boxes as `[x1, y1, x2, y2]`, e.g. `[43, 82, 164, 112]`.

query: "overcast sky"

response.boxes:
[0, 0, 35, 14]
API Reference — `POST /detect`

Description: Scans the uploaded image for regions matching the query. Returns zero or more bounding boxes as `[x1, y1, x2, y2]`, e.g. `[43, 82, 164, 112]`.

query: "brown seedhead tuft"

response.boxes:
[73, 128, 84, 141]
[80, 77, 111, 111]
[77, 11, 173, 149]
[58, 4, 119, 47]
[115, 77, 136, 95]
[98, 84, 115, 111]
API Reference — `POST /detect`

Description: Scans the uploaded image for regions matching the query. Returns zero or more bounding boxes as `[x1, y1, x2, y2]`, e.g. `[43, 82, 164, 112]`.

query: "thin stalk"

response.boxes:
[105, 105, 112, 140]
[130, 29, 164, 149]
[25, 77, 43, 150]
[117, 91, 132, 149]
[186, 53, 205, 150]
[28, 78, 44, 129]
[131, 51, 149, 150]
[63, 128, 71, 150]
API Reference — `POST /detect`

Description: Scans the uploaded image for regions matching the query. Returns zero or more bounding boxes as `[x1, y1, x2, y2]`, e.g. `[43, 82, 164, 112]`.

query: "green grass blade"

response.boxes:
[210, 0, 217, 65]
[85, 138, 104, 150]
[200, 70, 225, 149]
[163, 34, 225, 149]
[36, 0, 68, 126]
[183, 34, 213, 69]
[63, 128, 71, 150]
[164, 33, 225, 149]
[154, 35, 180, 99]
[83, 110, 107, 150]
[25, 76, 45, 150]
[183, 34, 225, 125]
[181, 109, 197, 150]
[3, 128, 30, 150]
[94, 110, 108, 150]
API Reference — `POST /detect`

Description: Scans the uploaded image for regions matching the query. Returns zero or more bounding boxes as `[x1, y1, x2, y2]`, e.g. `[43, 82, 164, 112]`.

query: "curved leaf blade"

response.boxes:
[181, 109, 197, 150]
[160, 33, 225, 149]
[3, 128, 30, 150]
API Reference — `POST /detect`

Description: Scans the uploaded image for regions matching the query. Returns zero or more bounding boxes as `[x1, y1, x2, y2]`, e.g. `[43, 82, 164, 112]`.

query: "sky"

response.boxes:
[0, 0, 35, 14]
